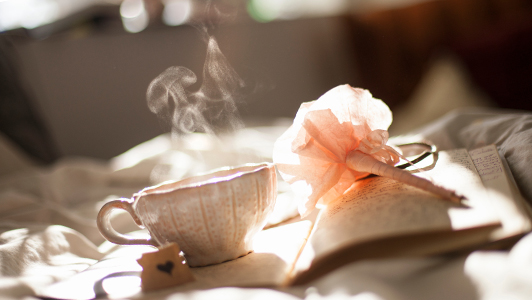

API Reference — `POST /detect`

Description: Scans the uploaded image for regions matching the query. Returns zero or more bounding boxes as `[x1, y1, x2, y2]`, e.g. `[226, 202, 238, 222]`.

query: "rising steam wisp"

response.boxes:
[147, 20, 245, 136]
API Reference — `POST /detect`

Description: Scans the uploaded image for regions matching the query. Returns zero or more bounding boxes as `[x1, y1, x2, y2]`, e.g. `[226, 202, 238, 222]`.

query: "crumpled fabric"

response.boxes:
[1, 108, 532, 300]
[273, 85, 399, 217]
[404, 108, 532, 204]
[0, 126, 294, 299]
[0, 223, 103, 298]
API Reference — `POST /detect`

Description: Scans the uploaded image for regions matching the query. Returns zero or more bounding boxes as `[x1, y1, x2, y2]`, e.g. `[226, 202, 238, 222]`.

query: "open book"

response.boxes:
[289, 144, 532, 285]
[40, 144, 532, 299]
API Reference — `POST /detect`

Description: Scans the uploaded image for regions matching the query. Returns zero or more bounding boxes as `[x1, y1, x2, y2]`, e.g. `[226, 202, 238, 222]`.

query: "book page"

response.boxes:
[308, 149, 499, 260]
[291, 145, 532, 285]
[469, 144, 532, 236]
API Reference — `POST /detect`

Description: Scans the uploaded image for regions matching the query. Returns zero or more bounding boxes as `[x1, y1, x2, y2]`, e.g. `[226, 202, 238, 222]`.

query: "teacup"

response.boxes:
[97, 162, 277, 267]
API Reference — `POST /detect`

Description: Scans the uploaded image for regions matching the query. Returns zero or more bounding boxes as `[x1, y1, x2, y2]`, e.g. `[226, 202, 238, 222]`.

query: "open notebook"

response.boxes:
[40, 144, 532, 299]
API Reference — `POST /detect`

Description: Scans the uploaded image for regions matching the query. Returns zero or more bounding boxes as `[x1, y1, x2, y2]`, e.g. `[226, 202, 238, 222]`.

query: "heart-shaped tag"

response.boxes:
[156, 261, 174, 275]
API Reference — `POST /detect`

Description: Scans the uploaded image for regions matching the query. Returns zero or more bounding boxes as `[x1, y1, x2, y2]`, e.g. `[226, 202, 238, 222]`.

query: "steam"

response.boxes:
[147, 2, 245, 136]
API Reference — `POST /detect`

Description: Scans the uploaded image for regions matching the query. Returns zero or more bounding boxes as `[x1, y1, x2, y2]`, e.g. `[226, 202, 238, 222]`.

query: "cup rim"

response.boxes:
[137, 162, 274, 197]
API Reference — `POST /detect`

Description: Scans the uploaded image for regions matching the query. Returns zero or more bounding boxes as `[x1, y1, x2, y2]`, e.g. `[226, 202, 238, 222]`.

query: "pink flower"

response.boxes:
[273, 85, 399, 217]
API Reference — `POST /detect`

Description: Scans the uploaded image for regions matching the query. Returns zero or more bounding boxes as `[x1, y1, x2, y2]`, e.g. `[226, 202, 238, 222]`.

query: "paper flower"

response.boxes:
[273, 84, 461, 217]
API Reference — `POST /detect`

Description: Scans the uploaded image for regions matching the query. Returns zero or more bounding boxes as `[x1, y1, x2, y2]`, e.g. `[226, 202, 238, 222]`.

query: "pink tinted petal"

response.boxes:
[309, 85, 355, 124]
[275, 154, 341, 191]
[301, 109, 356, 161]
[365, 99, 393, 130]
[289, 102, 315, 152]
[291, 125, 311, 153]
[351, 124, 371, 148]
[370, 148, 400, 165]
[272, 84, 396, 216]
[298, 161, 344, 217]
[366, 130, 389, 148]
[296, 138, 340, 163]
[357, 138, 374, 154]
[346, 88, 392, 130]
[294, 101, 315, 124]
[319, 168, 366, 205]
[311, 85, 392, 131]
[381, 145, 401, 165]
[358, 129, 390, 154]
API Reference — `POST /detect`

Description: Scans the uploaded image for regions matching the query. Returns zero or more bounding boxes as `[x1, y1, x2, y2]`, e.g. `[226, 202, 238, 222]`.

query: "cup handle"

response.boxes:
[97, 198, 158, 247]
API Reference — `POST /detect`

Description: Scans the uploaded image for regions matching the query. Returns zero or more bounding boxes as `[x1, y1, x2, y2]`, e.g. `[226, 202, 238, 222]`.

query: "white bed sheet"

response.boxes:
[1, 109, 532, 300]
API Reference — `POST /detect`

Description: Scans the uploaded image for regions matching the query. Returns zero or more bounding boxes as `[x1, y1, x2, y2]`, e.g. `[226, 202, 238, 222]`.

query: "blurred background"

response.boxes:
[1, 0, 531, 164]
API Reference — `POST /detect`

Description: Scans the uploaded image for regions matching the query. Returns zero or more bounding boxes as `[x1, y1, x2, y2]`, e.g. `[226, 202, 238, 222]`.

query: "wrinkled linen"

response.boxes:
[273, 85, 400, 217]
[402, 108, 532, 202]
[0, 125, 291, 298]
[1, 109, 532, 300]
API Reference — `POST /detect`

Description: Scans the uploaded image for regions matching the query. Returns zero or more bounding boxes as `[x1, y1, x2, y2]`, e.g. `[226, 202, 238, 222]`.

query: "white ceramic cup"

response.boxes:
[97, 162, 277, 267]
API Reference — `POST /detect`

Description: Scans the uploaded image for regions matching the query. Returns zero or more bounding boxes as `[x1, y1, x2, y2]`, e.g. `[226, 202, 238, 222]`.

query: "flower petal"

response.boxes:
[272, 85, 396, 216]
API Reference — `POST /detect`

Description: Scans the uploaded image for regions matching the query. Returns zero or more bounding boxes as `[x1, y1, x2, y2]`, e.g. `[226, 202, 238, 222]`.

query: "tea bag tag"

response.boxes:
[137, 243, 195, 292]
